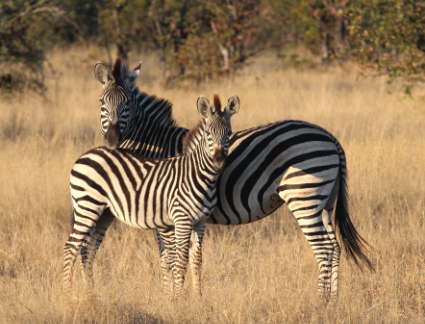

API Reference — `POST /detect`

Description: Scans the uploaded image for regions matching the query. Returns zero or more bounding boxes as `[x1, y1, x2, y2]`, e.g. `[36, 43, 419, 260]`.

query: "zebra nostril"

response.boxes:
[213, 146, 226, 167]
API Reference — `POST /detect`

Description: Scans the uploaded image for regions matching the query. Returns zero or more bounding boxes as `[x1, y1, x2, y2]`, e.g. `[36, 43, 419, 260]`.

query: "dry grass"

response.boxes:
[1, 46, 425, 323]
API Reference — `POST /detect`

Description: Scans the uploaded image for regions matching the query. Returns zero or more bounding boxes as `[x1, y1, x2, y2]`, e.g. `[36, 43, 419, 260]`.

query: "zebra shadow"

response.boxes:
[64, 296, 166, 324]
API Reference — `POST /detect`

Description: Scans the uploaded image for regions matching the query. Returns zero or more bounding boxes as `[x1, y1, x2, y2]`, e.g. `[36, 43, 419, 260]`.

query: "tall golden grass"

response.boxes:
[1, 46, 425, 323]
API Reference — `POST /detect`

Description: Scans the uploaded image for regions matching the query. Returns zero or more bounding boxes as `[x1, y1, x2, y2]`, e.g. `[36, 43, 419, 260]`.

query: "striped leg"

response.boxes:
[63, 231, 86, 293]
[322, 177, 341, 302]
[173, 218, 192, 298]
[312, 212, 333, 302]
[157, 228, 176, 297]
[322, 208, 340, 302]
[291, 206, 333, 303]
[63, 203, 102, 293]
[189, 219, 207, 298]
[80, 209, 115, 289]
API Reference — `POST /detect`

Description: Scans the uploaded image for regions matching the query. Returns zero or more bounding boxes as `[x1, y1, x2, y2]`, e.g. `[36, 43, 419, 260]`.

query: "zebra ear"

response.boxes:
[224, 95, 240, 117]
[94, 62, 111, 85]
[125, 62, 141, 87]
[197, 96, 212, 118]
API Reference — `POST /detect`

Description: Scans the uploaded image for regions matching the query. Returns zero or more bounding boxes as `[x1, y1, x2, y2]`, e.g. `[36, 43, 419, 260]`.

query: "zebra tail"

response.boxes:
[334, 170, 375, 272]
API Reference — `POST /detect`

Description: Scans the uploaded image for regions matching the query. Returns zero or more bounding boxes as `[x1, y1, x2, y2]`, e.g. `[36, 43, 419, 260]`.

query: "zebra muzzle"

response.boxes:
[213, 146, 226, 168]
[104, 120, 120, 149]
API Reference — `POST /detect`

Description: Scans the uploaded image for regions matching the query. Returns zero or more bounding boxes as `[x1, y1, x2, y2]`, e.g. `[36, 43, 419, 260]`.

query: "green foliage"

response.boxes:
[97, 0, 151, 63]
[3, 0, 425, 91]
[266, 0, 322, 50]
[268, 0, 425, 84]
[0, 0, 80, 93]
[348, 1, 425, 81]
[174, 0, 261, 83]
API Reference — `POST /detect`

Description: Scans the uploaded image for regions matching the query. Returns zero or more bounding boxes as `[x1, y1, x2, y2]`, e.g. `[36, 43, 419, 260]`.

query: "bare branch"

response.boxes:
[2, 0, 51, 29]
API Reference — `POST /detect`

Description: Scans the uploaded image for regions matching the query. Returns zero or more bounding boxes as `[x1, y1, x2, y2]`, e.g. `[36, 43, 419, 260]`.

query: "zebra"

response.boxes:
[63, 93, 240, 298]
[92, 58, 373, 303]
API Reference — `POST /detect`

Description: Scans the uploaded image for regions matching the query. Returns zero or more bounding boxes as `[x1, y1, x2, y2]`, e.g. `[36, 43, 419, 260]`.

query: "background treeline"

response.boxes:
[1, 0, 425, 91]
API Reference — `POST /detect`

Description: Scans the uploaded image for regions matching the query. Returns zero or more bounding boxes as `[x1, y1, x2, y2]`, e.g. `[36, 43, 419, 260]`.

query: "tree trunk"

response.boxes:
[113, 0, 129, 65]
[333, 1, 347, 59]
[320, 33, 330, 64]
[174, 0, 187, 76]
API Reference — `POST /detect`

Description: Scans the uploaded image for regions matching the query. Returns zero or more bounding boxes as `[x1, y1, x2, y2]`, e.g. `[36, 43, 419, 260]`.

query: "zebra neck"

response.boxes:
[119, 89, 188, 158]
[182, 122, 221, 182]
[186, 137, 221, 185]
[182, 120, 205, 155]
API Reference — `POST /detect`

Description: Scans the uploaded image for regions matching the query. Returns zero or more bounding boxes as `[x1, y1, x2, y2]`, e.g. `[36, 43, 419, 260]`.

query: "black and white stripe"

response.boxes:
[92, 59, 373, 303]
[63, 94, 240, 298]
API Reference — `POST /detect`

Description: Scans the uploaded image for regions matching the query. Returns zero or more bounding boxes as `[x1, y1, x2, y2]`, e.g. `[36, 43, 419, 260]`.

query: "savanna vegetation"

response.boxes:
[1, 1, 425, 91]
[2, 1, 425, 323]
[1, 48, 425, 322]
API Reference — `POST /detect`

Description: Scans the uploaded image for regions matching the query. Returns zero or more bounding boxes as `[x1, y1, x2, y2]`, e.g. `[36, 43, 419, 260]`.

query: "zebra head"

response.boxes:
[94, 58, 141, 149]
[197, 94, 240, 168]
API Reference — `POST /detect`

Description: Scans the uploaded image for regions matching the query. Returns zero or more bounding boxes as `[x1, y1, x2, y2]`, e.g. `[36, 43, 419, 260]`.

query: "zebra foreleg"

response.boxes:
[157, 227, 176, 297]
[173, 218, 193, 298]
[80, 209, 115, 291]
[189, 219, 207, 298]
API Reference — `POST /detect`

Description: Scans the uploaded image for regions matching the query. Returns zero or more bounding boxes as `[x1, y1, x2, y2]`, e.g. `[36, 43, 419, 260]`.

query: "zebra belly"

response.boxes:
[108, 207, 174, 230]
[70, 148, 175, 230]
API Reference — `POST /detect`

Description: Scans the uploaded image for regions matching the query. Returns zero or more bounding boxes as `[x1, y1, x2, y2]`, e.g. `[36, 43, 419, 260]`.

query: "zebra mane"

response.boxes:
[112, 58, 125, 81]
[182, 119, 205, 155]
[213, 94, 222, 113]
[134, 91, 178, 129]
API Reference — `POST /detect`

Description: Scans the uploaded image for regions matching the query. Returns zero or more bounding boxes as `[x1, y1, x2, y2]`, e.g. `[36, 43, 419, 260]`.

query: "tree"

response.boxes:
[348, 1, 425, 84]
[265, 0, 349, 63]
[0, 0, 79, 93]
[173, 0, 262, 83]
[146, 0, 194, 78]
[97, 0, 150, 67]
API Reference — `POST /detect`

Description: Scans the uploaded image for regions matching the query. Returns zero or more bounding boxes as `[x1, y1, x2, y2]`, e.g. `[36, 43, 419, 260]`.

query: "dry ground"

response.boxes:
[1, 47, 425, 323]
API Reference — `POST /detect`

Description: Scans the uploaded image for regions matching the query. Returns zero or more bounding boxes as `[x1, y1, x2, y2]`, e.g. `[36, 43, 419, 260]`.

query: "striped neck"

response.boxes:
[118, 87, 188, 158]
[182, 120, 205, 155]
[182, 120, 227, 173]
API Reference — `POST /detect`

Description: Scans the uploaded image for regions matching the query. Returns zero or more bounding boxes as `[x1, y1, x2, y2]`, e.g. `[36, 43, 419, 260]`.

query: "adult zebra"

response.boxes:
[92, 58, 373, 303]
[63, 94, 240, 298]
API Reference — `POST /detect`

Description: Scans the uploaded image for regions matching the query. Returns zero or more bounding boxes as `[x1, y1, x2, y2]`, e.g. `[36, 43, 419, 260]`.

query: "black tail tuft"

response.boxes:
[334, 172, 375, 272]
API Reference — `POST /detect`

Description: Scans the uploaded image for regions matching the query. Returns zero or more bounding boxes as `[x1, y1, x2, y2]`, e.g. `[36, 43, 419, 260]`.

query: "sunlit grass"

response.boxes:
[1, 47, 425, 323]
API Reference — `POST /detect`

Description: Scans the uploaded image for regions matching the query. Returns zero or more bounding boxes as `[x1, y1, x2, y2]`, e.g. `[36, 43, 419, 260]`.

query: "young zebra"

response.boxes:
[91, 58, 374, 303]
[63, 94, 240, 298]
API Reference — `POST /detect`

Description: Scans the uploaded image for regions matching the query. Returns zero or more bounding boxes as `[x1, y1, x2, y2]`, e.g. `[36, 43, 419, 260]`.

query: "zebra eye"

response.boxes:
[206, 130, 211, 135]
[100, 99, 105, 105]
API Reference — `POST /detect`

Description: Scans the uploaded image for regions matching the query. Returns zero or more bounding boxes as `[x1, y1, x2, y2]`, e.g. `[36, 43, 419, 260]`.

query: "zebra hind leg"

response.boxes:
[291, 206, 334, 304]
[64, 232, 86, 294]
[321, 176, 341, 304]
[322, 208, 340, 303]
[63, 204, 101, 293]
[311, 217, 333, 304]
[80, 209, 115, 291]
